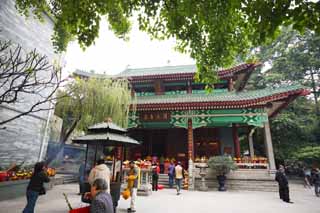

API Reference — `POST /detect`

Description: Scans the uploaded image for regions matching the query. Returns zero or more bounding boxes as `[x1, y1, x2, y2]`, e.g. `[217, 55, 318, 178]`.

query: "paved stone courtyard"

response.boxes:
[0, 183, 319, 213]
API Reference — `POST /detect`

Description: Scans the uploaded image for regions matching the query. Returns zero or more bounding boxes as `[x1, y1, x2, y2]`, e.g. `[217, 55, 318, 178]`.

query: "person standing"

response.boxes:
[303, 167, 311, 189]
[313, 168, 320, 197]
[168, 161, 175, 188]
[151, 163, 160, 191]
[86, 178, 114, 213]
[275, 165, 293, 203]
[88, 159, 111, 193]
[174, 161, 185, 195]
[159, 156, 165, 174]
[127, 161, 139, 213]
[23, 162, 50, 213]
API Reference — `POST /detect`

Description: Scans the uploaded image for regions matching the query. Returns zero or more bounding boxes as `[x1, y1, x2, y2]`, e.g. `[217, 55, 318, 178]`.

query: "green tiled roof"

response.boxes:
[73, 69, 109, 78]
[74, 64, 257, 83]
[117, 65, 196, 77]
[116, 63, 257, 79]
[135, 84, 308, 105]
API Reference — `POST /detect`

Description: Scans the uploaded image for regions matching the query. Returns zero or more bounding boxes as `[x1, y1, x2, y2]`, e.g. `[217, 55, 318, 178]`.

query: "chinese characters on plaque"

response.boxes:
[140, 111, 171, 122]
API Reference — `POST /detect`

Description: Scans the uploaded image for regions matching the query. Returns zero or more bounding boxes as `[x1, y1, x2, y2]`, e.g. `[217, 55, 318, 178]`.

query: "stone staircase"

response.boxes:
[158, 174, 171, 188]
[195, 178, 278, 192]
[54, 174, 78, 185]
[194, 169, 278, 192]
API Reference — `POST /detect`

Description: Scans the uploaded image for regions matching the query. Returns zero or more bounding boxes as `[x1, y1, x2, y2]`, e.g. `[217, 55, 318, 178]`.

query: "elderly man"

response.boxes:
[85, 178, 114, 213]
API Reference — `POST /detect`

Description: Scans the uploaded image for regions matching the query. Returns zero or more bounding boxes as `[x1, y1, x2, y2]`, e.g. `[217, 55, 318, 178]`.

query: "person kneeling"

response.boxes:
[85, 178, 114, 213]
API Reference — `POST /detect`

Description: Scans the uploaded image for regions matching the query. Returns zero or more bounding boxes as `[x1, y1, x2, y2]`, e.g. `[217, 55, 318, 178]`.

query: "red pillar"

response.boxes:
[232, 124, 241, 158]
[187, 119, 194, 160]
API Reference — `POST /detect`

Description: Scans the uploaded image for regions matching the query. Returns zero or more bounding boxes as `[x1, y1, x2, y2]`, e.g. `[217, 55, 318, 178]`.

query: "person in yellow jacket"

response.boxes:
[126, 161, 139, 213]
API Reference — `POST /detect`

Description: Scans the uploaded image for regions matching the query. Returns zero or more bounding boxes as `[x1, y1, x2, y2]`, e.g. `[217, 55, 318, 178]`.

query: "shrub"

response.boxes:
[207, 155, 238, 176]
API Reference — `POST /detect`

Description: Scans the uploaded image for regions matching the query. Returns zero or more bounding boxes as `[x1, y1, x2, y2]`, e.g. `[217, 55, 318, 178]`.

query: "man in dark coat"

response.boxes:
[313, 168, 320, 197]
[275, 165, 293, 203]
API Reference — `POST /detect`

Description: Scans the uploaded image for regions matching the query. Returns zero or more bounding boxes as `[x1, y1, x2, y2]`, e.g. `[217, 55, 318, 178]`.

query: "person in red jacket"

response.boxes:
[151, 162, 160, 191]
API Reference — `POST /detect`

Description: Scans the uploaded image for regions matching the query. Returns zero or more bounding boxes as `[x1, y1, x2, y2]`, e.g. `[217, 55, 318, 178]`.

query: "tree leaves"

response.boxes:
[55, 77, 132, 143]
[15, 0, 320, 82]
[293, 146, 320, 164]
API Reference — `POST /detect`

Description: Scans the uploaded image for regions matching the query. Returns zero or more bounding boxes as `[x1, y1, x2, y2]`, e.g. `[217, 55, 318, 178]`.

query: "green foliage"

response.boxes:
[15, 0, 320, 83]
[250, 97, 318, 162]
[55, 77, 132, 142]
[207, 155, 237, 176]
[293, 146, 320, 164]
[270, 98, 317, 160]
[248, 27, 320, 162]
[251, 28, 320, 89]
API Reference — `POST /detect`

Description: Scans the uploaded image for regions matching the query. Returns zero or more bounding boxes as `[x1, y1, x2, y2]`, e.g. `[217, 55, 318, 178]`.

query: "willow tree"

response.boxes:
[55, 77, 132, 144]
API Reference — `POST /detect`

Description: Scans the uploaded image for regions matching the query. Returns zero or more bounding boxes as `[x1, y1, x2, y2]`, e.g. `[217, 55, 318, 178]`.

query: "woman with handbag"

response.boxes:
[23, 162, 50, 213]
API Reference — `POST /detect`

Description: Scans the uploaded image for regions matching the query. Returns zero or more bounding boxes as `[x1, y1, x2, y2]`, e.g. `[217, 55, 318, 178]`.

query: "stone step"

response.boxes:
[58, 175, 77, 184]
[194, 178, 278, 192]
[158, 178, 170, 182]
[196, 169, 274, 180]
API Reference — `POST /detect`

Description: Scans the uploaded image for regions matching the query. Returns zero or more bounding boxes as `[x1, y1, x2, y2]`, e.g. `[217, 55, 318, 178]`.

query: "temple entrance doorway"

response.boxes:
[128, 128, 188, 169]
[150, 130, 166, 157]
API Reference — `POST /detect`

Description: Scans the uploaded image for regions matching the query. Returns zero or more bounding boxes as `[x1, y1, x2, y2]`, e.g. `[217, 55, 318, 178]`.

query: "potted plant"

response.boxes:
[207, 155, 237, 191]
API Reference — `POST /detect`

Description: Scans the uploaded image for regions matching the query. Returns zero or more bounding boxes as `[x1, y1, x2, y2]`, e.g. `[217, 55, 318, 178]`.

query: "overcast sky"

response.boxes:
[64, 19, 195, 76]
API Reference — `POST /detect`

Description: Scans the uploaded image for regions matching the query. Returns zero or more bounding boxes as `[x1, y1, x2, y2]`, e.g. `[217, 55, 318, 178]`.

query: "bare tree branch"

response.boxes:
[0, 39, 66, 125]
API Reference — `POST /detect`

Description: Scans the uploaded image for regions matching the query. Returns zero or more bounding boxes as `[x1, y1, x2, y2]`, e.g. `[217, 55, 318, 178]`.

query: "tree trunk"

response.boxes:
[59, 117, 80, 145]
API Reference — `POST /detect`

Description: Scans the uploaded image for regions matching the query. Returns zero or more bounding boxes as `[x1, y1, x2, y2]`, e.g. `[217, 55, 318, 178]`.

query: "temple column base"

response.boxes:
[188, 159, 195, 191]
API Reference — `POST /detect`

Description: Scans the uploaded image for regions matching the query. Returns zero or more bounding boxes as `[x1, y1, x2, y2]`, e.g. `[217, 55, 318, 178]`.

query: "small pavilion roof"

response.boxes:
[88, 121, 127, 133]
[133, 84, 309, 116]
[73, 132, 140, 146]
[73, 121, 140, 146]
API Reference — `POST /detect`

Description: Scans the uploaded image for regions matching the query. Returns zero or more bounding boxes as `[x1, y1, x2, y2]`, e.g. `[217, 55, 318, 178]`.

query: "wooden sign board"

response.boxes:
[177, 153, 186, 157]
[140, 111, 171, 122]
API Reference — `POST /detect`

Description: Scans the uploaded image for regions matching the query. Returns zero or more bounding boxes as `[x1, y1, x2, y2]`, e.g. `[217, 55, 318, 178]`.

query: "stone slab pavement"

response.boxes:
[0, 183, 319, 213]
